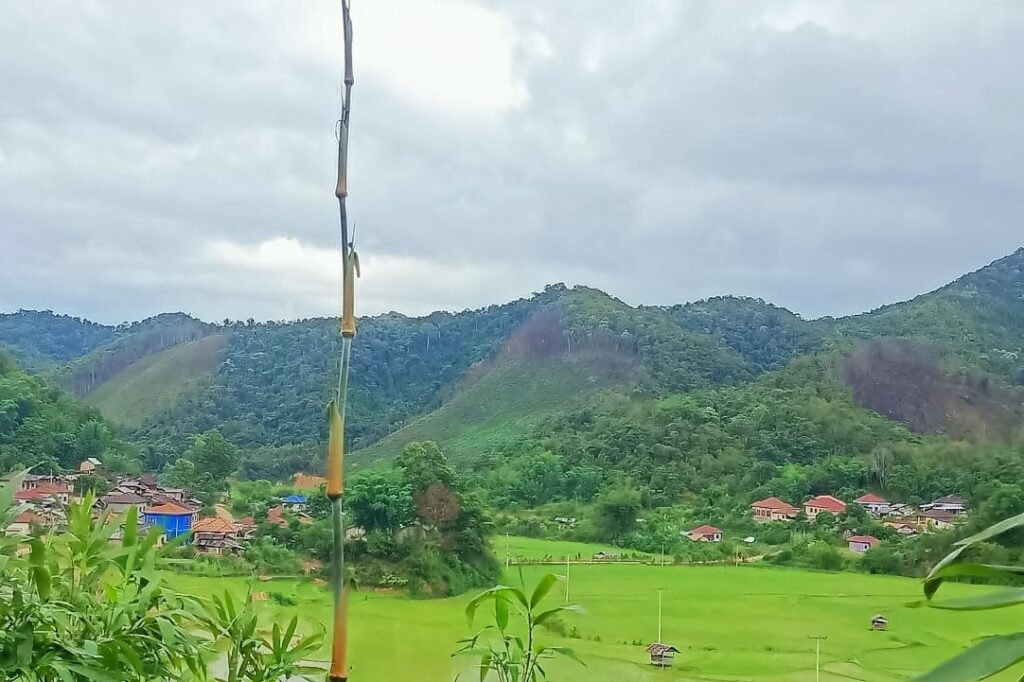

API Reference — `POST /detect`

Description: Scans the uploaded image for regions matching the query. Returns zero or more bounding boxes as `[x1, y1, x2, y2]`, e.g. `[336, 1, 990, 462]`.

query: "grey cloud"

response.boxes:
[1, 0, 1022, 324]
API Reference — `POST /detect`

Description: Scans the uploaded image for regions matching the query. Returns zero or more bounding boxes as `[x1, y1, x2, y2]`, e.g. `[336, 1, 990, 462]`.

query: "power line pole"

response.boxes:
[656, 588, 665, 644]
[565, 554, 570, 603]
[505, 532, 510, 570]
[809, 634, 827, 682]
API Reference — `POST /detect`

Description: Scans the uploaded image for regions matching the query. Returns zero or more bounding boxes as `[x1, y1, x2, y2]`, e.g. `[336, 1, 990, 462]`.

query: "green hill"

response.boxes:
[4, 248, 1024, 477]
[0, 310, 115, 371]
[836, 247, 1024, 380]
[0, 350, 139, 473]
[352, 352, 634, 466]
[83, 333, 226, 428]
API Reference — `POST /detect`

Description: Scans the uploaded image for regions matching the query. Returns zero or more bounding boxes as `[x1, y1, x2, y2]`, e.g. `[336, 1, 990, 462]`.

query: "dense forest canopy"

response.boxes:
[2, 249, 1024, 498]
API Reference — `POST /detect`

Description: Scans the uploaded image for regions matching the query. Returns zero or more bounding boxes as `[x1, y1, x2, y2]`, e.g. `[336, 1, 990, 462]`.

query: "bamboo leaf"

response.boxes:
[495, 595, 509, 630]
[914, 632, 1024, 681]
[924, 545, 968, 599]
[530, 574, 560, 609]
[929, 588, 1024, 611]
[925, 563, 1024, 600]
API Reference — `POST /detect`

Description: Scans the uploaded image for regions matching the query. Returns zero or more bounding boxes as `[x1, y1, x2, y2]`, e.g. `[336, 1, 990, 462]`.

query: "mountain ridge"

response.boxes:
[1, 248, 1023, 462]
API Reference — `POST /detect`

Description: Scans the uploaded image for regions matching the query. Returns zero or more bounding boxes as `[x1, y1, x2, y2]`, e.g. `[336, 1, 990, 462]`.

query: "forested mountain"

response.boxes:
[836, 247, 1024, 381]
[0, 311, 115, 371]
[0, 350, 139, 474]
[2, 248, 1024, 484]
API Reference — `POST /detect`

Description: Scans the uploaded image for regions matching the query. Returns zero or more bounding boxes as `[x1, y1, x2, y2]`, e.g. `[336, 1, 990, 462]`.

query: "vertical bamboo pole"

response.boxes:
[328, 1, 356, 680]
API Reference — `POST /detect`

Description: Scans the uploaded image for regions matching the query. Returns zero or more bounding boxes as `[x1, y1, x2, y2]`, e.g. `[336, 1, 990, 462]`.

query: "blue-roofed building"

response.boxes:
[281, 494, 308, 510]
[144, 502, 196, 540]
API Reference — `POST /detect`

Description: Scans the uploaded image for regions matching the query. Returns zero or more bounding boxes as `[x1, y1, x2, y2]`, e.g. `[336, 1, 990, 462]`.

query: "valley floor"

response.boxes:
[166, 536, 1021, 681]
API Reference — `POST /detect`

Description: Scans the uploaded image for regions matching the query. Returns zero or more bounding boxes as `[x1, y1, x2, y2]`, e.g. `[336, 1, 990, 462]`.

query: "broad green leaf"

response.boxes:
[547, 645, 585, 665]
[530, 574, 560, 609]
[925, 562, 1024, 600]
[923, 545, 968, 599]
[495, 596, 509, 630]
[123, 505, 138, 547]
[534, 605, 583, 626]
[0, 469, 27, 520]
[914, 632, 1024, 681]
[929, 588, 1024, 611]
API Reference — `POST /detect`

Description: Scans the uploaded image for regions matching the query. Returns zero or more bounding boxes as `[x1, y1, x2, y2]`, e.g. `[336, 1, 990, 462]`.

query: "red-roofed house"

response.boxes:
[750, 497, 799, 523]
[266, 506, 313, 528]
[854, 493, 891, 516]
[5, 511, 46, 536]
[14, 490, 51, 503]
[233, 516, 257, 540]
[804, 495, 846, 519]
[847, 535, 880, 553]
[18, 481, 72, 505]
[686, 525, 723, 542]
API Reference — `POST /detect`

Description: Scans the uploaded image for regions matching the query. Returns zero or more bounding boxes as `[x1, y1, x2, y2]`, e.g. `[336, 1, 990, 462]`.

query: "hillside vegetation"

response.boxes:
[83, 334, 226, 428]
[0, 310, 115, 371]
[3, 249, 1024, 485]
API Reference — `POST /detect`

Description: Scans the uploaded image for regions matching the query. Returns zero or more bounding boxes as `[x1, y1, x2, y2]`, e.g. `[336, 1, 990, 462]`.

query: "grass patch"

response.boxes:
[165, 537, 1022, 681]
[84, 334, 224, 426]
[352, 355, 631, 466]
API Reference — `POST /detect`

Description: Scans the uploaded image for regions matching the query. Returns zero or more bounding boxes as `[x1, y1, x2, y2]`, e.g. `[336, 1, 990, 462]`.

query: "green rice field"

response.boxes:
[166, 537, 1024, 681]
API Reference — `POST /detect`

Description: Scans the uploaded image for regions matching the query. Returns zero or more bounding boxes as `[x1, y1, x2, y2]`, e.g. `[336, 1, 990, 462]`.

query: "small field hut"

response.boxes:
[646, 643, 680, 668]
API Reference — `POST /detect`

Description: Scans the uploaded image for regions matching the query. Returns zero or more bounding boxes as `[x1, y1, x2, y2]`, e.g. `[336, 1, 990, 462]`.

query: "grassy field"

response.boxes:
[500, 534, 652, 561]
[84, 334, 224, 426]
[166, 536, 1024, 681]
[352, 356, 630, 466]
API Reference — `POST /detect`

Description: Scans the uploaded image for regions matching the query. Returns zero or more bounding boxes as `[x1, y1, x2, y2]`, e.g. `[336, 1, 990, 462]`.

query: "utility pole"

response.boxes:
[656, 588, 665, 644]
[565, 554, 570, 604]
[505, 532, 510, 570]
[808, 634, 827, 682]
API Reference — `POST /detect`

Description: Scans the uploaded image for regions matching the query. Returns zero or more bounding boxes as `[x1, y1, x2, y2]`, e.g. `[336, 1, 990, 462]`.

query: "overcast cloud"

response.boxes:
[1, 1, 1022, 324]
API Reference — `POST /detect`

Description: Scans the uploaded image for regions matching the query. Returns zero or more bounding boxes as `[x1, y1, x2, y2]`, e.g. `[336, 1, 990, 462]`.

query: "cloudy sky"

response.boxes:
[1, 1, 1022, 324]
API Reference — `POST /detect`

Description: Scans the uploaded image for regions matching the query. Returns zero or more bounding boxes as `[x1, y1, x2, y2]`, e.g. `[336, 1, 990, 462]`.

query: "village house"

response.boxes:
[15, 480, 74, 507]
[554, 516, 578, 527]
[854, 493, 891, 516]
[922, 495, 967, 515]
[144, 502, 198, 540]
[750, 497, 798, 523]
[192, 517, 243, 555]
[101, 492, 149, 515]
[5, 510, 46, 536]
[280, 494, 308, 510]
[78, 457, 102, 474]
[847, 535, 880, 553]
[918, 509, 958, 531]
[234, 516, 258, 540]
[884, 520, 919, 537]
[686, 525, 723, 542]
[266, 505, 313, 528]
[804, 495, 846, 520]
[887, 503, 918, 519]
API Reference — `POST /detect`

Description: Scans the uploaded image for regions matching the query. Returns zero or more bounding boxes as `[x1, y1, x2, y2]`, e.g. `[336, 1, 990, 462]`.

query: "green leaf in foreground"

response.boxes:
[913, 633, 1024, 681]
